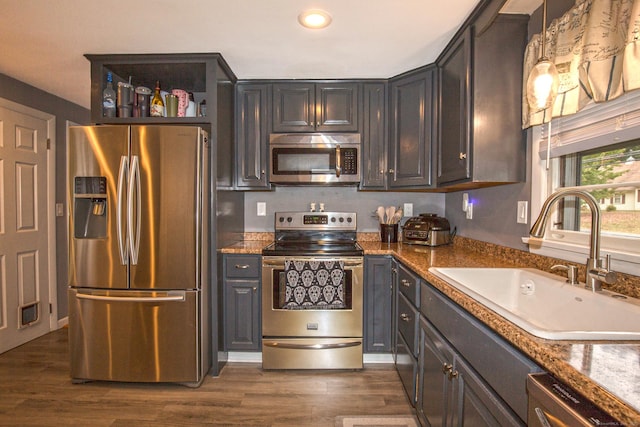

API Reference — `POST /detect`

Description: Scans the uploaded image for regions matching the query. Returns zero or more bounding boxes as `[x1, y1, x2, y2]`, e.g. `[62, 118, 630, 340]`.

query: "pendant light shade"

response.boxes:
[527, 58, 560, 111]
[526, 0, 560, 114]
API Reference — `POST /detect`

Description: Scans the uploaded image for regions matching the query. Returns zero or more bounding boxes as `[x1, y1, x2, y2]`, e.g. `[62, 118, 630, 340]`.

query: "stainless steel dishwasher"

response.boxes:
[527, 373, 623, 426]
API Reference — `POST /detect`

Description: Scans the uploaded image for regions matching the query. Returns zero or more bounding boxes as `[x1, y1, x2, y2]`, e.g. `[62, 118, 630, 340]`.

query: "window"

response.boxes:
[554, 140, 640, 237]
[530, 91, 640, 276]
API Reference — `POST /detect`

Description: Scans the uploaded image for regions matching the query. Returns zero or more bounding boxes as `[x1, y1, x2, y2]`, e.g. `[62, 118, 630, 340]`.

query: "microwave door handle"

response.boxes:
[335, 145, 341, 177]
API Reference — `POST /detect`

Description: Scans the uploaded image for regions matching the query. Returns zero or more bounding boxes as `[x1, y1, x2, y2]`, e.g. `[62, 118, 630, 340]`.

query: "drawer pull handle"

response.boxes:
[235, 264, 250, 269]
[448, 369, 459, 380]
[442, 363, 453, 374]
[401, 279, 411, 287]
[400, 313, 411, 322]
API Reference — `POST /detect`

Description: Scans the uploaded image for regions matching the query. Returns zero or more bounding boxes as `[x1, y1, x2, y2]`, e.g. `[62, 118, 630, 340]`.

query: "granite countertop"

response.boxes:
[220, 237, 640, 425]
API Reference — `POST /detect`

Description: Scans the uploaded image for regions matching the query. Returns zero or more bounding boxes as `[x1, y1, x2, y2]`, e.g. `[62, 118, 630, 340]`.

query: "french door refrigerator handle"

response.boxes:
[128, 155, 142, 265]
[116, 156, 129, 264]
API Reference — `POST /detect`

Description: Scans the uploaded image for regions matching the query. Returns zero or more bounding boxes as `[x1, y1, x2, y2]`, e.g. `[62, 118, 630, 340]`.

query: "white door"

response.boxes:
[0, 101, 53, 353]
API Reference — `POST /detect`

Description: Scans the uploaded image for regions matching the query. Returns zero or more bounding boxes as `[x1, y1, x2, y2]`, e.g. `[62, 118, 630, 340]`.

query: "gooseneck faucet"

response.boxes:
[529, 189, 616, 291]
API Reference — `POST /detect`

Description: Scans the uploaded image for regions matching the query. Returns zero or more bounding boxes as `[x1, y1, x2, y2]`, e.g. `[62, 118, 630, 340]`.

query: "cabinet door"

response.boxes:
[364, 256, 393, 352]
[316, 83, 359, 132]
[418, 318, 455, 427]
[389, 68, 434, 188]
[396, 331, 418, 407]
[236, 84, 270, 189]
[361, 82, 387, 189]
[437, 28, 472, 185]
[224, 279, 261, 351]
[451, 356, 525, 427]
[272, 83, 315, 132]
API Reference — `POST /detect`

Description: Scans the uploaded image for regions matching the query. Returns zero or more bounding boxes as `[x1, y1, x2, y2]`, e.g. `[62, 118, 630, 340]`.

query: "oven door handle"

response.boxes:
[264, 341, 361, 350]
[262, 258, 363, 267]
[335, 144, 341, 177]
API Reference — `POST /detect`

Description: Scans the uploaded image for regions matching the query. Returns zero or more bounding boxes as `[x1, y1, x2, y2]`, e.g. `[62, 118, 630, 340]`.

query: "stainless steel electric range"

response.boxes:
[261, 211, 364, 369]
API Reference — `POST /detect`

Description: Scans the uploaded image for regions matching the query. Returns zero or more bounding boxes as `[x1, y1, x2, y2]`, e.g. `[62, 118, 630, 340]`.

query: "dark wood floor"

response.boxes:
[0, 329, 414, 426]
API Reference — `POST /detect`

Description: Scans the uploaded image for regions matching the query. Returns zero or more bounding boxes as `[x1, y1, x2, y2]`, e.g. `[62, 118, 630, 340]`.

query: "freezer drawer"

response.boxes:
[69, 289, 202, 385]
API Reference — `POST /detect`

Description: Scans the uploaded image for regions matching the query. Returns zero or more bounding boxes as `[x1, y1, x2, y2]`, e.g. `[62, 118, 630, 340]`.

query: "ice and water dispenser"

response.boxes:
[73, 177, 107, 239]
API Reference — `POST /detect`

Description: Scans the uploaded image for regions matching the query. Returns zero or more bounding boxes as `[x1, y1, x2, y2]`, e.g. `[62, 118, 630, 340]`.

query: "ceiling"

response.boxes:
[0, 0, 539, 110]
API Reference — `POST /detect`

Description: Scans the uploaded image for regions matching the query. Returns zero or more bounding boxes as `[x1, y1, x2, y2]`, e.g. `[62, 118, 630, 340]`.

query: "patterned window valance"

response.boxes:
[522, 0, 640, 129]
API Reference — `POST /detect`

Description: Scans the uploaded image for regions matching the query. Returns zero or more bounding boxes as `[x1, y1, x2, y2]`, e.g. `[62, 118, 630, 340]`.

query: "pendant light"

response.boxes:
[526, 0, 560, 113]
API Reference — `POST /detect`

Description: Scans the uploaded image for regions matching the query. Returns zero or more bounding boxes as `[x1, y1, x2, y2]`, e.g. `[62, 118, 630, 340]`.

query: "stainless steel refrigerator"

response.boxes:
[67, 125, 210, 386]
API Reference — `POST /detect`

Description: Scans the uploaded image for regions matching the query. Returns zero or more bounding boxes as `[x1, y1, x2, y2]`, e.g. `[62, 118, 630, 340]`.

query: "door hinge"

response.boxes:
[46, 138, 51, 150]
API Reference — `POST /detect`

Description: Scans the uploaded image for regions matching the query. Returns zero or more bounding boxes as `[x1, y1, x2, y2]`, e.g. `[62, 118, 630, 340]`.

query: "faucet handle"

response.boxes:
[551, 264, 580, 285]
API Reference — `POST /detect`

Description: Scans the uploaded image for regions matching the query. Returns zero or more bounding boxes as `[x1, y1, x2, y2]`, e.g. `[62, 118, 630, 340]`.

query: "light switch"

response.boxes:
[56, 203, 64, 217]
[257, 202, 266, 216]
[462, 193, 469, 211]
[466, 202, 473, 220]
[403, 203, 413, 217]
[517, 201, 528, 224]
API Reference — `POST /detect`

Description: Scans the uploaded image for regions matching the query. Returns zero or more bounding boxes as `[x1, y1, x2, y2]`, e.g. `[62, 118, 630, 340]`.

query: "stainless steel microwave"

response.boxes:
[269, 133, 360, 185]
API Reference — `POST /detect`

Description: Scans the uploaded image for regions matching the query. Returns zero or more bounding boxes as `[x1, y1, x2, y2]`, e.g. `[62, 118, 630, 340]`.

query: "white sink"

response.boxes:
[428, 267, 640, 340]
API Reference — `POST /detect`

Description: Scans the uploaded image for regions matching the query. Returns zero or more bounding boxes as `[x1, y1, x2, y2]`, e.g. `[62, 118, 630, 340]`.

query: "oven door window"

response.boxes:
[271, 268, 352, 310]
[272, 148, 336, 175]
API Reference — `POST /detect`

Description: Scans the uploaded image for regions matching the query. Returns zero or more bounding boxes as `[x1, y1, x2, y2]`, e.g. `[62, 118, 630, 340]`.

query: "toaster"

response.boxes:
[402, 213, 452, 246]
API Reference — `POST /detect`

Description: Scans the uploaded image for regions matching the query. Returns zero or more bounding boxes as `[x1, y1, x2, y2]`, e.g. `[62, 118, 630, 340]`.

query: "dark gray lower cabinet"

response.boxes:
[419, 317, 524, 426]
[223, 255, 261, 351]
[364, 256, 394, 352]
[390, 261, 541, 425]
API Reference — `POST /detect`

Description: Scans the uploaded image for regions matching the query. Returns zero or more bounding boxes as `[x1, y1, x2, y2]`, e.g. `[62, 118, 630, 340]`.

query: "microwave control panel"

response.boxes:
[342, 148, 357, 175]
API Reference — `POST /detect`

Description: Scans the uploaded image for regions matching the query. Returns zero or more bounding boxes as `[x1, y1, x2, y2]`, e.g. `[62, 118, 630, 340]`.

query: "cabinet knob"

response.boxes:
[253, 287, 257, 293]
[448, 369, 459, 380]
[459, 152, 467, 160]
[388, 169, 395, 174]
[401, 279, 411, 287]
[380, 169, 385, 174]
[400, 313, 411, 322]
[442, 363, 453, 374]
[235, 264, 250, 269]
[261, 170, 265, 175]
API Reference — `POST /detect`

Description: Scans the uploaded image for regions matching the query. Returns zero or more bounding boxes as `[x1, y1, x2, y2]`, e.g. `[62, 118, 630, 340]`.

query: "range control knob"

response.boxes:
[278, 216, 285, 223]
[287, 217, 293, 223]
[331, 217, 337, 223]
[347, 217, 353, 223]
[339, 217, 345, 223]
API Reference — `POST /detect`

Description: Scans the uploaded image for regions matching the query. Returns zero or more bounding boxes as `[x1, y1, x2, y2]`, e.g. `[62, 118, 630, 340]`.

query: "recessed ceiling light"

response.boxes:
[298, 9, 332, 29]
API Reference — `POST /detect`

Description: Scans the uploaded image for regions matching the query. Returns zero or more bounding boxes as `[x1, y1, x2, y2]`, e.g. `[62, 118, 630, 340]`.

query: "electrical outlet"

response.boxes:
[466, 202, 473, 220]
[55, 203, 64, 217]
[403, 203, 413, 217]
[257, 202, 266, 216]
[517, 201, 528, 224]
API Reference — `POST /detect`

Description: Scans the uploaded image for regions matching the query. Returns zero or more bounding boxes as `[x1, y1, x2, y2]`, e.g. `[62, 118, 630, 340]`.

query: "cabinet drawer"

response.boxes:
[397, 263, 420, 306]
[397, 292, 419, 357]
[225, 255, 261, 278]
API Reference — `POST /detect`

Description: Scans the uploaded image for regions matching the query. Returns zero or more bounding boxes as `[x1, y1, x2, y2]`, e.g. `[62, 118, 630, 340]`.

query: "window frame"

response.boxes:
[528, 92, 640, 277]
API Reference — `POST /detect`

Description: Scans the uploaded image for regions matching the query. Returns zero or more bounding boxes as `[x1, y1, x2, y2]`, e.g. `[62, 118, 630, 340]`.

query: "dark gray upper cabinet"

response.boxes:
[360, 82, 387, 189]
[272, 82, 359, 133]
[388, 67, 435, 189]
[437, 14, 528, 189]
[235, 83, 270, 189]
[437, 29, 472, 185]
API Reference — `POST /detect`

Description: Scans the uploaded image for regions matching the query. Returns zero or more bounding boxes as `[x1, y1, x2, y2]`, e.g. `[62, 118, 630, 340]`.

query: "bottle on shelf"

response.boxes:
[102, 72, 116, 118]
[150, 81, 164, 117]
